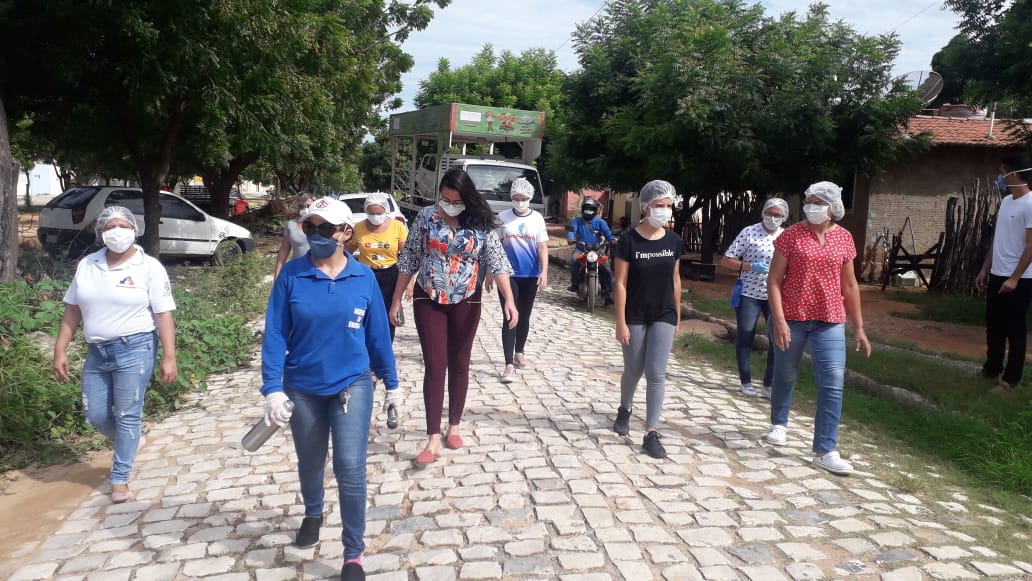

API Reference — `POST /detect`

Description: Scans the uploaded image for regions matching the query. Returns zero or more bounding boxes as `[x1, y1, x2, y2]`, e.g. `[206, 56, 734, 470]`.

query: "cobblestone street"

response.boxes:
[6, 275, 1032, 580]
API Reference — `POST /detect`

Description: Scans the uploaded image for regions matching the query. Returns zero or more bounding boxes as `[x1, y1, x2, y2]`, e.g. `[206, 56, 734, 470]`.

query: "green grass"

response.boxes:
[676, 332, 1032, 519]
[888, 289, 1032, 328]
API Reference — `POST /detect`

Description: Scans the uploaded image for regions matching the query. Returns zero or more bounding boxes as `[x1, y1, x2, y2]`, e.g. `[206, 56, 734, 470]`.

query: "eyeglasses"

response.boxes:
[301, 221, 339, 237]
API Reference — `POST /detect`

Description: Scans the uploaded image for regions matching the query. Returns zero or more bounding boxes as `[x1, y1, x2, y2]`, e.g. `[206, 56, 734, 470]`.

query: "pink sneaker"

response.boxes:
[514, 353, 532, 369]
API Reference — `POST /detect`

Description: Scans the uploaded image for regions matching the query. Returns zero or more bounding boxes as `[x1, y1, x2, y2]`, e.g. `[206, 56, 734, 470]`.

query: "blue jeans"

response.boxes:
[770, 321, 845, 454]
[81, 331, 155, 485]
[735, 296, 773, 386]
[286, 373, 373, 561]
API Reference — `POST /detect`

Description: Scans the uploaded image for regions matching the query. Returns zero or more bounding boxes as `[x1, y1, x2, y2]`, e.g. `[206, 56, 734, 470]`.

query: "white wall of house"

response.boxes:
[16, 163, 63, 197]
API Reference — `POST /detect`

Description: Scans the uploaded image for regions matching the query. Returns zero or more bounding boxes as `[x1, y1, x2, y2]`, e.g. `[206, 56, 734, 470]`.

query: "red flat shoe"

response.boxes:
[414, 449, 436, 466]
[445, 435, 464, 450]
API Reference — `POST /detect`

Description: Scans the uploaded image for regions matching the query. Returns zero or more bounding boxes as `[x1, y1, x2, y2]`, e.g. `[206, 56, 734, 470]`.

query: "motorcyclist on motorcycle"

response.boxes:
[566, 197, 617, 306]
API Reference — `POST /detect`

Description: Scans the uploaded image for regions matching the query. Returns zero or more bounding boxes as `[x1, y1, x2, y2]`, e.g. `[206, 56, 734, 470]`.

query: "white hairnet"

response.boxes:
[804, 181, 845, 220]
[364, 192, 392, 211]
[95, 205, 138, 235]
[640, 180, 676, 207]
[510, 177, 535, 198]
[762, 197, 789, 216]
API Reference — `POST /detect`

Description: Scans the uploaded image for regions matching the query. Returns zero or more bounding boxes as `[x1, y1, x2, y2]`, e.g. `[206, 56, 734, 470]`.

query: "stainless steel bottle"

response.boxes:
[241, 401, 294, 452]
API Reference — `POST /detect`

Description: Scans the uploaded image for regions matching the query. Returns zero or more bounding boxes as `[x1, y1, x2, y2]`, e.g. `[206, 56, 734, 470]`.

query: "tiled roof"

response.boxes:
[904, 115, 1028, 147]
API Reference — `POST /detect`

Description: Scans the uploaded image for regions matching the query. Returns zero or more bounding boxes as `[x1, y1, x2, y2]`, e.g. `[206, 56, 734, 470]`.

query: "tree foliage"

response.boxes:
[410, 45, 569, 184]
[560, 0, 927, 260]
[0, 0, 449, 253]
[941, 0, 1032, 120]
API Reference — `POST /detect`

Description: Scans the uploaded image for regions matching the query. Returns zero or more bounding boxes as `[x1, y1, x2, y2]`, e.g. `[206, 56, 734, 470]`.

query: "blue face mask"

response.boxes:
[998, 174, 1010, 194]
[307, 234, 339, 259]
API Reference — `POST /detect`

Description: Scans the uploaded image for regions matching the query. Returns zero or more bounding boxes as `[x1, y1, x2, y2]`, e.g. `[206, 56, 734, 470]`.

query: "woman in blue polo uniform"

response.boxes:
[260, 197, 401, 581]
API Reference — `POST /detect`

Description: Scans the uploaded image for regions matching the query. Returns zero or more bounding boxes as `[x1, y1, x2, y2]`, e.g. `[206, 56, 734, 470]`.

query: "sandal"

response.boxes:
[110, 484, 133, 504]
[444, 434, 464, 450]
[414, 449, 437, 466]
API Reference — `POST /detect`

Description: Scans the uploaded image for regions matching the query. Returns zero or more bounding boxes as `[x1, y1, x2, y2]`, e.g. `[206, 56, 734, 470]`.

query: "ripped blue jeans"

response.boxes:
[81, 331, 155, 484]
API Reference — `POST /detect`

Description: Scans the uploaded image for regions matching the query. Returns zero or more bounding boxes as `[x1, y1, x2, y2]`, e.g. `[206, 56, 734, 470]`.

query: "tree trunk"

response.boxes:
[124, 94, 188, 257]
[0, 96, 20, 281]
[139, 171, 163, 257]
[700, 196, 719, 265]
[23, 167, 31, 206]
[202, 152, 259, 219]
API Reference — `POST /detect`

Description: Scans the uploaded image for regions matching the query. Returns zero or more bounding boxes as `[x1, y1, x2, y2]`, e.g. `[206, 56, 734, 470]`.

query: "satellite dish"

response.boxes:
[895, 70, 944, 105]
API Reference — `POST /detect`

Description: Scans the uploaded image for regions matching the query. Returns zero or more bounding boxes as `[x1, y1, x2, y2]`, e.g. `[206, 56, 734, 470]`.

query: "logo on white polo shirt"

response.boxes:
[117, 276, 136, 288]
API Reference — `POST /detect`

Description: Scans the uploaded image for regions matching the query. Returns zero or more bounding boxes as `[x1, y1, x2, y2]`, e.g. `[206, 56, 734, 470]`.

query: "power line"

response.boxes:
[885, 0, 941, 35]
[555, 0, 610, 52]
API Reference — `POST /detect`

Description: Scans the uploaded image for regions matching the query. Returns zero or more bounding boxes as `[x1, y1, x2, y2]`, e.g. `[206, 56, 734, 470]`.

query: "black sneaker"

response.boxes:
[612, 406, 631, 436]
[295, 515, 323, 548]
[602, 295, 614, 306]
[566, 284, 577, 292]
[642, 431, 667, 459]
[341, 562, 365, 581]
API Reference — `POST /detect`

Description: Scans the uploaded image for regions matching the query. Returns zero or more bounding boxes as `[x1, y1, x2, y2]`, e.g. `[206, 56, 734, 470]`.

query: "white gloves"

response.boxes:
[384, 388, 404, 416]
[264, 392, 293, 427]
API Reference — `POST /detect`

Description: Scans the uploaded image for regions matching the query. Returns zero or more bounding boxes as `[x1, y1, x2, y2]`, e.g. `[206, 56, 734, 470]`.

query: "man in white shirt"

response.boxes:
[975, 153, 1032, 391]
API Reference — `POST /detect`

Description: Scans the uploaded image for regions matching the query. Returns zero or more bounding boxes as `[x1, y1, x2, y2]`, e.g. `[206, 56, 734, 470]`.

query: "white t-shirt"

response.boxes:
[64, 246, 177, 343]
[991, 193, 1032, 278]
[723, 222, 783, 300]
[497, 209, 549, 278]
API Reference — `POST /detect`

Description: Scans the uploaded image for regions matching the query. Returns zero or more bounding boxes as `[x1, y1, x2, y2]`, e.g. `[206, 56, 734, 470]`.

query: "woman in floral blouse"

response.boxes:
[392, 168, 518, 466]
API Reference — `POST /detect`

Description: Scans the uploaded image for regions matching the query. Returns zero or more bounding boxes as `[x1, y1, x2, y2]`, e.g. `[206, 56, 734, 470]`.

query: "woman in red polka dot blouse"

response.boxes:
[765, 181, 872, 477]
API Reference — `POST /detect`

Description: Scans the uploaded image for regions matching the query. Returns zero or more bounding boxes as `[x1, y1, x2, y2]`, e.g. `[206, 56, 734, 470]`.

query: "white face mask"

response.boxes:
[647, 207, 673, 228]
[367, 213, 387, 226]
[803, 204, 831, 224]
[440, 201, 465, 217]
[512, 199, 531, 212]
[762, 215, 785, 231]
[102, 227, 136, 253]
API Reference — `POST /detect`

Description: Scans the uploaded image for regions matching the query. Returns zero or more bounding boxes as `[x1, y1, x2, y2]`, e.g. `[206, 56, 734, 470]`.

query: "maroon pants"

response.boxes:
[413, 284, 483, 435]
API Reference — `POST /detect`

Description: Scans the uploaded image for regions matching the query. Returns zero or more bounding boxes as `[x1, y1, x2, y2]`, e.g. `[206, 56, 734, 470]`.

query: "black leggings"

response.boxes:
[499, 277, 539, 365]
[372, 266, 399, 341]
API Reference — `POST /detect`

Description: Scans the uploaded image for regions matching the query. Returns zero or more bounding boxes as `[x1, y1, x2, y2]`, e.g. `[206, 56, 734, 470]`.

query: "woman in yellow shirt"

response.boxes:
[346, 193, 412, 340]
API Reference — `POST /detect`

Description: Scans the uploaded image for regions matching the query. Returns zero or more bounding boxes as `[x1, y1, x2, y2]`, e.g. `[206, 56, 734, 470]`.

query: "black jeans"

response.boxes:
[499, 277, 539, 365]
[984, 274, 1032, 384]
[373, 265, 399, 341]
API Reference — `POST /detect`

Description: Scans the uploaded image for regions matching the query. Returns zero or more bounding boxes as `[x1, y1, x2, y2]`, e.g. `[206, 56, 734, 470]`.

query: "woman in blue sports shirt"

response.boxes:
[259, 197, 401, 581]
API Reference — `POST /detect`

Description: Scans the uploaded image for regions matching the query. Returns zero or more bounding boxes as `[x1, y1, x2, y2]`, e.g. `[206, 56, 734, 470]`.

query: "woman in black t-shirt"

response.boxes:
[611, 180, 684, 459]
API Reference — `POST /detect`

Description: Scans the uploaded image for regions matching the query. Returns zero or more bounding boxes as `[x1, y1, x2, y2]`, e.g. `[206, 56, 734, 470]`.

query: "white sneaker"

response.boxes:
[765, 425, 787, 446]
[740, 383, 760, 397]
[814, 451, 853, 475]
[760, 385, 772, 399]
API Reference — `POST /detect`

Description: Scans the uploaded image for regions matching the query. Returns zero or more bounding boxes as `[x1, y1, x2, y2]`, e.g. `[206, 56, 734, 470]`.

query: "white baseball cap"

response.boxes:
[302, 197, 354, 227]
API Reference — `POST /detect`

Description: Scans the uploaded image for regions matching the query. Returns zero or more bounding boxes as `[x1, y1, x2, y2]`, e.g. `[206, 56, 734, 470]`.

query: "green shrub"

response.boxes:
[0, 250, 272, 470]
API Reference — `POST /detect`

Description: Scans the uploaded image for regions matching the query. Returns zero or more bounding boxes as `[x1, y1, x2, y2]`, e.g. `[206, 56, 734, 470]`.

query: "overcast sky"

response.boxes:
[396, 0, 960, 109]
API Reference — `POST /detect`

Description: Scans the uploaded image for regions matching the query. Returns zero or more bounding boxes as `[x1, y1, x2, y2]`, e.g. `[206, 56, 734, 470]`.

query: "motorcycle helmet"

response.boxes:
[581, 197, 600, 218]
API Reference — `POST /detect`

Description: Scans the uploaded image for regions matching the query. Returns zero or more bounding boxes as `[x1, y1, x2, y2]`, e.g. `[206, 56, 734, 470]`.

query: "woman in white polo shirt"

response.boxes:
[53, 206, 178, 503]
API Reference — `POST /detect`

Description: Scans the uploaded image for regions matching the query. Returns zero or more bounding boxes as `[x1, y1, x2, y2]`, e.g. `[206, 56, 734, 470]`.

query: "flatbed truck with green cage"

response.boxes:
[388, 103, 553, 217]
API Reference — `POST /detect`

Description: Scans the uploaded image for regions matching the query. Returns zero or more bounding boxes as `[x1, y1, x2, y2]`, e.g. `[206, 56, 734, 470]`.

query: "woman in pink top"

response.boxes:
[765, 181, 871, 476]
